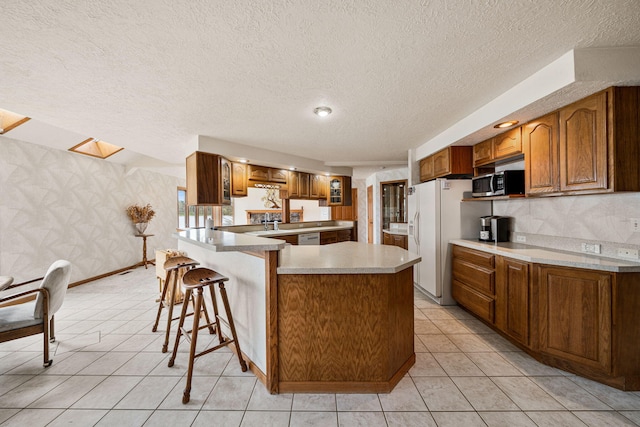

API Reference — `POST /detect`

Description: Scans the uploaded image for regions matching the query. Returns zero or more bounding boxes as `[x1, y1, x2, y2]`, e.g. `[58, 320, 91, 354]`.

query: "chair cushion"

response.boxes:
[0, 303, 41, 333]
[34, 260, 71, 319]
[0, 276, 13, 292]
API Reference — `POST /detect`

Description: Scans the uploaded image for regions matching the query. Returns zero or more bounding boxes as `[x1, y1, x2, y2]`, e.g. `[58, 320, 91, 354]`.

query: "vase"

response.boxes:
[135, 222, 148, 234]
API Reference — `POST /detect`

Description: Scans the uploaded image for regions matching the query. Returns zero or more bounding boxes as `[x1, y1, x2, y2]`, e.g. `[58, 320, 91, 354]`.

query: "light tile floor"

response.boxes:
[1, 266, 639, 426]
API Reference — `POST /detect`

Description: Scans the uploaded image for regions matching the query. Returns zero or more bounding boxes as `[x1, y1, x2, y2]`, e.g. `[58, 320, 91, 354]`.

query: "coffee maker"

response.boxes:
[479, 216, 510, 242]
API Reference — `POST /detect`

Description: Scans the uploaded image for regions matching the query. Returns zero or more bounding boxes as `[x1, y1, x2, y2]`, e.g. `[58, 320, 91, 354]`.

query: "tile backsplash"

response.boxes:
[493, 192, 640, 260]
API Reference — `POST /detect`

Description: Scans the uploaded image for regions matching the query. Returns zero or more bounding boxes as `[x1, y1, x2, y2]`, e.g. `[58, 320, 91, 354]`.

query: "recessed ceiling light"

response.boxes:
[494, 120, 519, 129]
[313, 106, 332, 117]
[289, 167, 296, 171]
[239, 159, 248, 163]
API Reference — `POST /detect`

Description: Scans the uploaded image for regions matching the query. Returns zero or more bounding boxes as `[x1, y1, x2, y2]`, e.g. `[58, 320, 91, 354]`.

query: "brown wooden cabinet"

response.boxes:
[186, 152, 231, 206]
[317, 175, 328, 199]
[298, 172, 310, 198]
[523, 112, 559, 195]
[493, 127, 522, 160]
[320, 230, 338, 245]
[452, 243, 640, 390]
[328, 176, 352, 206]
[310, 174, 323, 199]
[559, 90, 608, 193]
[287, 171, 300, 198]
[452, 245, 496, 324]
[383, 233, 408, 250]
[495, 257, 531, 346]
[231, 162, 248, 197]
[473, 139, 493, 167]
[525, 87, 640, 197]
[419, 146, 473, 182]
[536, 265, 612, 375]
[248, 165, 287, 184]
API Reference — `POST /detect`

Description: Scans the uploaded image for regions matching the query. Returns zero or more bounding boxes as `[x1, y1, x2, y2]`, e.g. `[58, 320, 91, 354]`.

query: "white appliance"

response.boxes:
[408, 179, 491, 305]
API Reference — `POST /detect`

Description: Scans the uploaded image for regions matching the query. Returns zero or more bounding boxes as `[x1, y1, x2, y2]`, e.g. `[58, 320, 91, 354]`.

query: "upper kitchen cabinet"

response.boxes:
[231, 162, 248, 197]
[310, 174, 326, 199]
[419, 146, 473, 182]
[287, 171, 300, 198]
[298, 172, 310, 198]
[328, 176, 352, 206]
[526, 87, 640, 196]
[523, 112, 559, 195]
[493, 127, 522, 160]
[248, 165, 288, 184]
[473, 139, 493, 167]
[186, 151, 231, 206]
[559, 90, 608, 193]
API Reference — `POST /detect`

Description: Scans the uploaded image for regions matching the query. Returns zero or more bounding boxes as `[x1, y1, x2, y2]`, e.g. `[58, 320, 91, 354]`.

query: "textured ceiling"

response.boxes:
[2, 0, 640, 173]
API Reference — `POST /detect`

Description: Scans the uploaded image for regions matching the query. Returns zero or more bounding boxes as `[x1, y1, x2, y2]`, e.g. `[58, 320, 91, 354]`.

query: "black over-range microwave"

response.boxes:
[472, 170, 525, 197]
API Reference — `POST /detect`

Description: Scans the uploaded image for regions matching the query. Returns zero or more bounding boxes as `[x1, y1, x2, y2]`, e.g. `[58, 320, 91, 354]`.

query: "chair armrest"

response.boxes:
[0, 287, 48, 307]
[5, 277, 44, 290]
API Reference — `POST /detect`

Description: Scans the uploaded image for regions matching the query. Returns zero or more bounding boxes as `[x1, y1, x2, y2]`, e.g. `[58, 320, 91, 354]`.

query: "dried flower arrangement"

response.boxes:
[126, 203, 156, 224]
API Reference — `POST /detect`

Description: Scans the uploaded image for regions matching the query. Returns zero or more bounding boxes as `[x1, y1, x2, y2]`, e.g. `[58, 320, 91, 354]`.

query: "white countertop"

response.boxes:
[451, 239, 640, 273]
[177, 229, 286, 252]
[382, 229, 408, 236]
[277, 241, 421, 274]
[245, 224, 353, 237]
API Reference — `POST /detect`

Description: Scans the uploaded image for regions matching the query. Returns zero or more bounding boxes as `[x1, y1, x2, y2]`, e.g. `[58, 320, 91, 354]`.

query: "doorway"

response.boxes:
[380, 180, 407, 236]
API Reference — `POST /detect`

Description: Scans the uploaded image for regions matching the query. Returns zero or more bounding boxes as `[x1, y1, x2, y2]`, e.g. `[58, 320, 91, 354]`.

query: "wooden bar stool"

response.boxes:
[151, 256, 214, 353]
[168, 267, 248, 404]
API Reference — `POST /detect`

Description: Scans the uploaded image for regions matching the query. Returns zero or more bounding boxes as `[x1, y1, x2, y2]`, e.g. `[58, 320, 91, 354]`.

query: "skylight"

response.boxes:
[69, 138, 124, 159]
[0, 108, 30, 134]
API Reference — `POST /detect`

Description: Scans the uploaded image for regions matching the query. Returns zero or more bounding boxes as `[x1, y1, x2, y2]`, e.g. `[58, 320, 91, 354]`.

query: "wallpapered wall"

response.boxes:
[0, 138, 183, 284]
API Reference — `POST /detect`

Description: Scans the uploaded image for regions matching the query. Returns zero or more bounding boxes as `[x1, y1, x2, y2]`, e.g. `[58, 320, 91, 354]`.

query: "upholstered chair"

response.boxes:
[0, 260, 72, 367]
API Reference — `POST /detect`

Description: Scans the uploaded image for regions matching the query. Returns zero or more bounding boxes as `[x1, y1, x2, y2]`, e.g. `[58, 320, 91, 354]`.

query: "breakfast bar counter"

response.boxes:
[176, 230, 420, 394]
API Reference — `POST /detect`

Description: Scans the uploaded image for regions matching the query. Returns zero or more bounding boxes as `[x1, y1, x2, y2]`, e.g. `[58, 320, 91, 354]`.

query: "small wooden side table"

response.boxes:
[135, 234, 155, 269]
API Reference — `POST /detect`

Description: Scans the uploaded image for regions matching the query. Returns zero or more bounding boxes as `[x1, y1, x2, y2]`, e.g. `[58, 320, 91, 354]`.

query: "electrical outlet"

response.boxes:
[630, 218, 640, 233]
[581, 243, 601, 254]
[618, 248, 639, 260]
[515, 235, 526, 243]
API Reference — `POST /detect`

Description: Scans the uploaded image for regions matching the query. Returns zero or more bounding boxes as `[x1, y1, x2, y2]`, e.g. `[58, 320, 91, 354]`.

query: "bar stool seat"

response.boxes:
[168, 267, 248, 404]
[151, 256, 214, 353]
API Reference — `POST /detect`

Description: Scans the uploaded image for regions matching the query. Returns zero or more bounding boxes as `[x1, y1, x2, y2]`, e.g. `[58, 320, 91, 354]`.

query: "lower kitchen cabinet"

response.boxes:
[536, 265, 612, 375]
[495, 257, 531, 346]
[452, 243, 640, 390]
[383, 233, 408, 250]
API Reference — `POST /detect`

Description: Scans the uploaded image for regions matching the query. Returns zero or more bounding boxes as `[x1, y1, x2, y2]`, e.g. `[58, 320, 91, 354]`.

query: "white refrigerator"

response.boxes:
[408, 179, 491, 305]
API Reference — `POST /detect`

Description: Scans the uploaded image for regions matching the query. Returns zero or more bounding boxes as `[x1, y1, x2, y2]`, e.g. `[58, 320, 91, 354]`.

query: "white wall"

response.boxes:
[0, 138, 183, 284]
[232, 187, 326, 225]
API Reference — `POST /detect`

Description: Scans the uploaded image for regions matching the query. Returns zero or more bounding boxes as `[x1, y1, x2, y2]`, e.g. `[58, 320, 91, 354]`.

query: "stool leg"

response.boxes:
[183, 287, 203, 404]
[162, 270, 179, 353]
[152, 269, 172, 332]
[218, 282, 247, 372]
[208, 283, 224, 344]
[199, 296, 216, 335]
[168, 288, 191, 367]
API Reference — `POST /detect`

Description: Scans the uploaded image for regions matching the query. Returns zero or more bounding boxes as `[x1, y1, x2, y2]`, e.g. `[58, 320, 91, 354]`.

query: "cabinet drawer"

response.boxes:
[453, 259, 495, 295]
[453, 245, 495, 269]
[452, 280, 495, 324]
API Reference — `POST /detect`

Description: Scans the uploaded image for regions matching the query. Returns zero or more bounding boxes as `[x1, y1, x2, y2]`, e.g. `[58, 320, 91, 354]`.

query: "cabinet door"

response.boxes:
[288, 171, 299, 198]
[473, 139, 493, 167]
[248, 165, 270, 181]
[298, 172, 310, 198]
[420, 156, 434, 182]
[318, 175, 328, 199]
[393, 234, 407, 250]
[328, 177, 344, 206]
[496, 257, 530, 346]
[310, 175, 321, 199]
[493, 127, 522, 160]
[320, 231, 338, 245]
[432, 148, 451, 177]
[537, 265, 612, 374]
[383, 233, 392, 245]
[524, 113, 559, 195]
[559, 91, 608, 192]
[231, 162, 248, 197]
[270, 169, 288, 184]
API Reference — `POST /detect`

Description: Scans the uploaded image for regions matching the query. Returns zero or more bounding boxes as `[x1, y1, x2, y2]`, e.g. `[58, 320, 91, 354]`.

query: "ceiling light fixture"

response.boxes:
[239, 159, 248, 163]
[0, 108, 30, 134]
[494, 120, 519, 129]
[313, 106, 332, 117]
[289, 167, 296, 171]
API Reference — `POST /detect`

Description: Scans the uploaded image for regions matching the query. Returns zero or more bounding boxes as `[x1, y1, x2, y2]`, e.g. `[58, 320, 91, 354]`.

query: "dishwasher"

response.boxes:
[298, 232, 320, 245]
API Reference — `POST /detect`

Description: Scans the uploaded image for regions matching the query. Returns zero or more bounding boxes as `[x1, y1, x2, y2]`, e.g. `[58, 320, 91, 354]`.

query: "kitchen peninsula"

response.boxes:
[176, 227, 420, 394]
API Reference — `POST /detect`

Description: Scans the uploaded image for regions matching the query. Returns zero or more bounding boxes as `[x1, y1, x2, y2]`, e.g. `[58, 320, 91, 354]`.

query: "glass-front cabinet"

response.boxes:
[381, 180, 407, 231]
